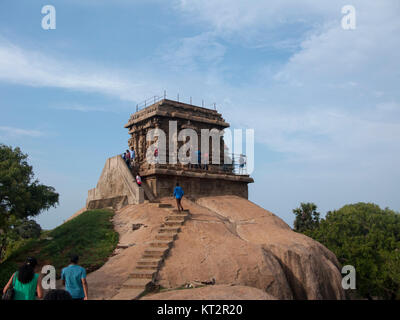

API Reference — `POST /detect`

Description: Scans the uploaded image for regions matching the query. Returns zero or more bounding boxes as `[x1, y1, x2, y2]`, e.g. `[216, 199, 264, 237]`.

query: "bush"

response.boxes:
[303, 202, 400, 299]
[15, 220, 42, 239]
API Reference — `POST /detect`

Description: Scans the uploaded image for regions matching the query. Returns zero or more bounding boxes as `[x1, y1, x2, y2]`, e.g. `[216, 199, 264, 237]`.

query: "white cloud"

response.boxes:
[0, 126, 43, 137]
[176, 0, 325, 31]
[53, 105, 114, 113]
[175, 0, 339, 46]
[0, 40, 148, 102]
[377, 101, 400, 112]
[160, 32, 226, 71]
[275, 4, 400, 96]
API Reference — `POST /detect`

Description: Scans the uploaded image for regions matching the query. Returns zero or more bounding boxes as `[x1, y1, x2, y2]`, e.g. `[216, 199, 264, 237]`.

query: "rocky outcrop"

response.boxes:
[142, 284, 277, 300]
[86, 196, 345, 300]
[200, 196, 345, 299]
[156, 196, 345, 300]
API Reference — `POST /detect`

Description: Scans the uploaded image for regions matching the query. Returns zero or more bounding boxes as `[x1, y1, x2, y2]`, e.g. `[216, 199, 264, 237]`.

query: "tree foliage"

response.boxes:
[15, 219, 42, 239]
[0, 144, 59, 260]
[293, 202, 320, 232]
[302, 202, 400, 299]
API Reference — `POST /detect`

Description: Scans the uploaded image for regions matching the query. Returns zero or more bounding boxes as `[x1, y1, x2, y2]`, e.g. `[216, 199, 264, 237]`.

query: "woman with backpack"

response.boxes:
[2, 257, 43, 300]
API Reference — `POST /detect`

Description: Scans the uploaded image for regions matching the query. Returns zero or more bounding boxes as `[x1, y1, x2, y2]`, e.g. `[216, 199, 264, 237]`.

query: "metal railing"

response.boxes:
[137, 152, 248, 176]
[230, 153, 248, 175]
[134, 91, 217, 113]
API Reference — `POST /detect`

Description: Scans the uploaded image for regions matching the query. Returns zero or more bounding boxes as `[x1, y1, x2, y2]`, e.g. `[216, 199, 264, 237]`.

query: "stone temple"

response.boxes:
[86, 98, 253, 209]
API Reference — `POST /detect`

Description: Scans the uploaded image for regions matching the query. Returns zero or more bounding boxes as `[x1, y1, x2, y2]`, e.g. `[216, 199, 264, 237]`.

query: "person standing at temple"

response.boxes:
[196, 150, 202, 169]
[136, 174, 142, 187]
[154, 147, 159, 164]
[173, 182, 184, 211]
[125, 149, 131, 168]
[203, 151, 209, 171]
[130, 148, 135, 166]
[238, 154, 246, 174]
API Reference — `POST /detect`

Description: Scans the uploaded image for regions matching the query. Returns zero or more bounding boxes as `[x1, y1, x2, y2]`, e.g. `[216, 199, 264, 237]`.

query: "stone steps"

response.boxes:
[157, 203, 173, 208]
[155, 233, 177, 241]
[164, 220, 184, 227]
[149, 240, 172, 248]
[137, 258, 162, 266]
[113, 203, 191, 300]
[143, 248, 168, 258]
[121, 278, 151, 289]
[130, 269, 157, 280]
[158, 226, 181, 233]
[168, 209, 190, 214]
[136, 265, 158, 270]
[142, 253, 163, 259]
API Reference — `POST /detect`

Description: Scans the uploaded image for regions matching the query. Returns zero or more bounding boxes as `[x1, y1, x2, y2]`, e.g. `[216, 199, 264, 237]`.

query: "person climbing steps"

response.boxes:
[173, 182, 184, 211]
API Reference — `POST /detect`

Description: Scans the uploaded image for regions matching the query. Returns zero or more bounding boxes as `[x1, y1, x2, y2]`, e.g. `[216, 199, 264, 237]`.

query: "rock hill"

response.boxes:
[83, 195, 345, 300]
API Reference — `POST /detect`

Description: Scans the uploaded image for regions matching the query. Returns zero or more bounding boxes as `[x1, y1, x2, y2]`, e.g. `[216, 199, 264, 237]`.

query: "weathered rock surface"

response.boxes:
[85, 203, 171, 299]
[192, 196, 345, 299]
[86, 196, 345, 300]
[142, 285, 277, 300]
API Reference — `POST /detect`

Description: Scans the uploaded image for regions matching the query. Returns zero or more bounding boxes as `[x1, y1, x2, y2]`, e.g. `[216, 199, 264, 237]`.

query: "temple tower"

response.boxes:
[124, 98, 253, 200]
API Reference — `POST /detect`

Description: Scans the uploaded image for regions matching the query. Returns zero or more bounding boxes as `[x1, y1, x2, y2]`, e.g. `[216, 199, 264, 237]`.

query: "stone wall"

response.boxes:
[143, 174, 249, 199]
[86, 155, 144, 209]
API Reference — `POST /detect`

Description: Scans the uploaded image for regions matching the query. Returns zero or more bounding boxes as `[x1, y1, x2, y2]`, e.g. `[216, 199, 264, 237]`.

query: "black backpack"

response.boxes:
[2, 272, 16, 300]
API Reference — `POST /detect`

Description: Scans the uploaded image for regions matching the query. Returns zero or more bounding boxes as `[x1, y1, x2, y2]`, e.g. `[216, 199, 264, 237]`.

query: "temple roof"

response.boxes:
[124, 99, 230, 129]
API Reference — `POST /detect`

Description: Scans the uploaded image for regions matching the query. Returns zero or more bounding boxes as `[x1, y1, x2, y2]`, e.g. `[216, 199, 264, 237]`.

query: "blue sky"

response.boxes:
[0, 0, 399, 229]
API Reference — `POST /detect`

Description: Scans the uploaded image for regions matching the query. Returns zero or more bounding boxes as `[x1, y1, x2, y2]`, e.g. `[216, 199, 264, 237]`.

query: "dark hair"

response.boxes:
[44, 289, 72, 300]
[17, 257, 37, 284]
[70, 254, 79, 264]
[176, 182, 179, 186]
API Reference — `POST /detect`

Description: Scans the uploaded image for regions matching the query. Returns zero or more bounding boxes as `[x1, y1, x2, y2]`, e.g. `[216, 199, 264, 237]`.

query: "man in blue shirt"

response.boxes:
[61, 255, 88, 300]
[173, 182, 184, 211]
[130, 148, 135, 164]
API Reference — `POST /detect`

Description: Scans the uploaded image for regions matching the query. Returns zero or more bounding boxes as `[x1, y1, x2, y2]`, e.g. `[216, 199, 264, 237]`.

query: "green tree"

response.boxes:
[293, 202, 320, 232]
[15, 219, 42, 239]
[304, 202, 400, 299]
[0, 144, 59, 261]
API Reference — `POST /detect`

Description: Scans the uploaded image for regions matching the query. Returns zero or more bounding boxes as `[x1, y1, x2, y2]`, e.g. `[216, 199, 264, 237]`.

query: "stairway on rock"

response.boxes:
[111, 203, 190, 300]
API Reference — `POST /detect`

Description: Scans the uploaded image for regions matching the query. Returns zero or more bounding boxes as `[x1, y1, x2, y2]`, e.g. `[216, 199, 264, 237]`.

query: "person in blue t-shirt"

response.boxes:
[173, 182, 184, 211]
[61, 254, 88, 300]
[130, 148, 136, 165]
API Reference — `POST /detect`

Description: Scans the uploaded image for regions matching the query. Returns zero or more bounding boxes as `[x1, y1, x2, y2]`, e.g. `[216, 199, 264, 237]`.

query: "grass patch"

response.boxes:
[0, 209, 119, 289]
